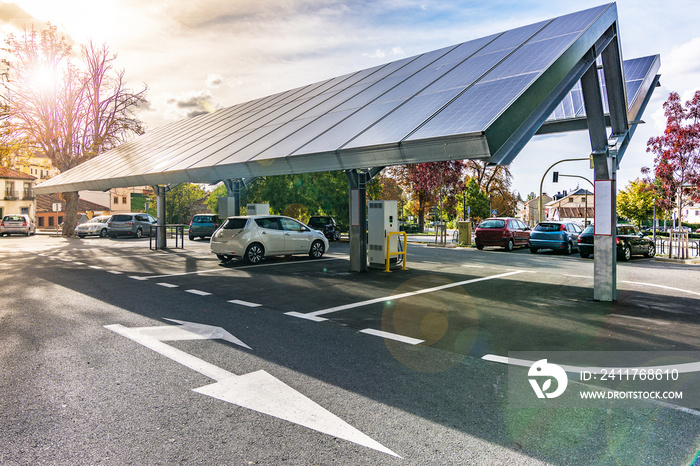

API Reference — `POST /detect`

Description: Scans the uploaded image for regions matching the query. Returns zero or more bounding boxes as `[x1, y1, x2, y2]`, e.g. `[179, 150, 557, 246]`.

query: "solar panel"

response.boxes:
[35, 3, 659, 195]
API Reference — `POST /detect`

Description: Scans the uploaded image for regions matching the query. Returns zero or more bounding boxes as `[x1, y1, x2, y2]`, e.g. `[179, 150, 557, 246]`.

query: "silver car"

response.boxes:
[75, 215, 112, 238]
[0, 214, 36, 236]
[107, 213, 157, 238]
[211, 215, 329, 264]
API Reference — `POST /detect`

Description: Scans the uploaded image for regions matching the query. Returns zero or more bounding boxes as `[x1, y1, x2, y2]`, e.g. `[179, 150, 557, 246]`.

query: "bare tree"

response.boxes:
[464, 160, 517, 216]
[1, 23, 147, 235]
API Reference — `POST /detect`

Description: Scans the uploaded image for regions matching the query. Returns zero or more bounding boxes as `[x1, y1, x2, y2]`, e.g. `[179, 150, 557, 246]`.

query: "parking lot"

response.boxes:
[1, 234, 699, 464]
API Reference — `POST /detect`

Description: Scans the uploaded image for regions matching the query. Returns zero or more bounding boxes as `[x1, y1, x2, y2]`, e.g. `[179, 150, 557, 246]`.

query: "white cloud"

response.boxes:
[205, 73, 224, 88]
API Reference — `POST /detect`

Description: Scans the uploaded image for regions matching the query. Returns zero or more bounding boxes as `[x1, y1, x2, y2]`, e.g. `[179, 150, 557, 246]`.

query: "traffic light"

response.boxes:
[552, 171, 559, 183]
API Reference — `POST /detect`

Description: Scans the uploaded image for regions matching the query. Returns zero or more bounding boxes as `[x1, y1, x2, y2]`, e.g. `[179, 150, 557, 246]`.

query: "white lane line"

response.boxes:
[620, 280, 700, 298]
[285, 312, 328, 322]
[461, 264, 484, 268]
[107, 270, 123, 275]
[609, 314, 671, 326]
[359, 329, 424, 345]
[135, 256, 345, 280]
[89, 265, 103, 270]
[186, 289, 212, 296]
[73, 262, 85, 265]
[563, 274, 592, 279]
[482, 353, 700, 416]
[228, 299, 262, 308]
[129, 276, 149, 281]
[286, 270, 526, 320]
[157, 282, 179, 288]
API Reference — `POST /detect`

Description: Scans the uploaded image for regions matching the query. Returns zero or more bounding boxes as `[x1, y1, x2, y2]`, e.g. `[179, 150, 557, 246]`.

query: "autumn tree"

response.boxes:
[391, 160, 466, 231]
[461, 178, 489, 222]
[464, 160, 518, 216]
[148, 183, 206, 224]
[643, 91, 700, 225]
[1, 24, 147, 236]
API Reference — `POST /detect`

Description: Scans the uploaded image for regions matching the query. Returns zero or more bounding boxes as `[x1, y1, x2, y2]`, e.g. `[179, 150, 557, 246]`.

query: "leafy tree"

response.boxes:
[643, 91, 700, 224]
[464, 160, 518, 216]
[461, 178, 490, 222]
[391, 160, 466, 231]
[148, 183, 206, 224]
[242, 171, 349, 228]
[617, 179, 661, 226]
[1, 24, 147, 236]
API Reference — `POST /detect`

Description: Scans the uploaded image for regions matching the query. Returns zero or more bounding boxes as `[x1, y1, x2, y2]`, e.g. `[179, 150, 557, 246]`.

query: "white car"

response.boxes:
[0, 214, 36, 236]
[75, 215, 112, 238]
[211, 215, 329, 264]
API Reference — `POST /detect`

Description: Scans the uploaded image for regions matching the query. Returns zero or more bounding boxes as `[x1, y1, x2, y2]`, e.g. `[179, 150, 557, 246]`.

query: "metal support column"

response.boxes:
[152, 185, 169, 249]
[581, 53, 617, 301]
[346, 167, 383, 272]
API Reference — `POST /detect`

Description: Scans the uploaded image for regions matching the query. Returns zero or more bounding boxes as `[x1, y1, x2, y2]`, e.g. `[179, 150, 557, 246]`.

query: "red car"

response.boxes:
[474, 217, 530, 251]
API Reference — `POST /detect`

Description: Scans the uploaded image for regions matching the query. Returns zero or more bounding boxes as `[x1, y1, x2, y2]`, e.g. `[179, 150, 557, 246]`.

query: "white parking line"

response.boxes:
[620, 280, 700, 298]
[89, 265, 103, 270]
[286, 270, 526, 321]
[135, 256, 345, 280]
[107, 270, 123, 275]
[228, 299, 262, 307]
[73, 262, 85, 265]
[186, 289, 212, 296]
[609, 314, 671, 325]
[359, 329, 424, 345]
[157, 283, 179, 288]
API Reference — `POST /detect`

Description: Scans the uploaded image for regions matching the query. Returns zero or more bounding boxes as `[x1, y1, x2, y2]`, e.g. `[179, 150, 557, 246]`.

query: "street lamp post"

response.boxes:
[538, 157, 590, 223]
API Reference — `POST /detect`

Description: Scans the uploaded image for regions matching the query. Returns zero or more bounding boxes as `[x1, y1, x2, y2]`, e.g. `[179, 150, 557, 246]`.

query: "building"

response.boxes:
[523, 194, 553, 227]
[12, 153, 60, 183]
[35, 193, 110, 229]
[0, 167, 36, 220]
[681, 203, 700, 225]
[545, 188, 594, 225]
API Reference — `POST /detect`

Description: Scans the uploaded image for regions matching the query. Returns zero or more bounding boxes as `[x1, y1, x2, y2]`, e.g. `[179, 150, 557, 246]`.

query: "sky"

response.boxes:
[0, 0, 698, 198]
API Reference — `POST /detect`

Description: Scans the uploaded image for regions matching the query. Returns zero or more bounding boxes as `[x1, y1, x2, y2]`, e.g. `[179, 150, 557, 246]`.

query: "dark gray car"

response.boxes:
[107, 213, 156, 238]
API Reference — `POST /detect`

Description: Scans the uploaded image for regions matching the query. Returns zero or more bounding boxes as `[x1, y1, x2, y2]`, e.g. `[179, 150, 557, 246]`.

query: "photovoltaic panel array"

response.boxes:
[35, 3, 655, 195]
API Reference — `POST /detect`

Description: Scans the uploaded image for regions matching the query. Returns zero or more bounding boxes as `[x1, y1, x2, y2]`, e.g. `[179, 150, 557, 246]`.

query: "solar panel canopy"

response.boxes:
[34, 2, 659, 195]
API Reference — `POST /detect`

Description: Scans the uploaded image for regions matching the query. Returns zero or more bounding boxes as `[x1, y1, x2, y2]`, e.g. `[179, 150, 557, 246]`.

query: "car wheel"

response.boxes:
[579, 251, 590, 258]
[217, 254, 233, 262]
[78, 235, 85, 239]
[620, 244, 631, 261]
[476, 244, 484, 250]
[135, 228, 143, 239]
[189, 234, 194, 241]
[529, 247, 538, 254]
[644, 243, 656, 258]
[99, 229, 108, 238]
[309, 240, 325, 259]
[334, 231, 340, 241]
[244, 243, 264, 264]
[563, 242, 573, 255]
[504, 239, 514, 251]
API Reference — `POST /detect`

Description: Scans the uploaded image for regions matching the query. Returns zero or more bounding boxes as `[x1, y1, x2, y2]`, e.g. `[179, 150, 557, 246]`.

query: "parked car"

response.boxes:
[474, 217, 530, 251]
[577, 224, 655, 260]
[107, 213, 157, 238]
[0, 214, 36, 236]
[189, 214, 219, 240]
[308, 216, 341, 241]
[211, 215, 329, 264]
[529, 221, 582, 255]
[75, 215, 112, 238]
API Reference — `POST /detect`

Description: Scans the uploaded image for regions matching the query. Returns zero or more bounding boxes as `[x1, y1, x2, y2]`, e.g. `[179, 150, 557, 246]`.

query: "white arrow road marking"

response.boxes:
[105, 320, 399, 457]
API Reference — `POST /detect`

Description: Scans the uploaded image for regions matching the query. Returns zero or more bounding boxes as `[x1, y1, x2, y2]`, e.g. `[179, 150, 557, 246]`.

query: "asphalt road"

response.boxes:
[1, 234, 699, 465]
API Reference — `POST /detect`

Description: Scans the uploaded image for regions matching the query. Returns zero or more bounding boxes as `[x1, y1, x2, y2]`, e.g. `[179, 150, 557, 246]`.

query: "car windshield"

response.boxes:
[478, 220, 505, 229]
[583, 225, 594, 234]
[193, 216, 215, 223]
[223, 218, 248, 230]
[111, 215, 132, 222]
[3, 216, 23, 221]
[91, 216, 109, 223]
[535, 223, 563, 232]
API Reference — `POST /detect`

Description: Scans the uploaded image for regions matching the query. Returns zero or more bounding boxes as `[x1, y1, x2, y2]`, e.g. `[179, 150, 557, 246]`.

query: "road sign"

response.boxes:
[491, 209, 497, 217]
[105, 319, 398, 457]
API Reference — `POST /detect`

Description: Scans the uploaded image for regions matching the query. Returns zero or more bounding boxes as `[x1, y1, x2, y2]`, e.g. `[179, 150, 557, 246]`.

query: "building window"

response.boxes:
[114, 196, 119, 204]
[38, 217, 45, 227]
[122, 196, 127, 204]
[48, 216, 54, 227]
[568, 198, 573, 203]
[58, 216, 63, 224]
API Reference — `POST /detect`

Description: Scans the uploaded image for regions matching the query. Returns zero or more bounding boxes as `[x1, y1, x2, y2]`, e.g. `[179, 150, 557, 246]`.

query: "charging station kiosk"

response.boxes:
[368, 200, 400, 268]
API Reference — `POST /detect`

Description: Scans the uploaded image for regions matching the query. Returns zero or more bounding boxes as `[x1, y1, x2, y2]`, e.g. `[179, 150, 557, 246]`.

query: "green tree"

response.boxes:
[617, 179, 662, 226]
[1, 24, 147, 236]
[149, 183, 206, 224]
[462, 178, 490, 222]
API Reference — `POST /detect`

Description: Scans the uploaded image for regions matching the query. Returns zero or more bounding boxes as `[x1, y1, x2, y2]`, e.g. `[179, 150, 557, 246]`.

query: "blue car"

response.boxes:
[529, 221, 582, 255]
